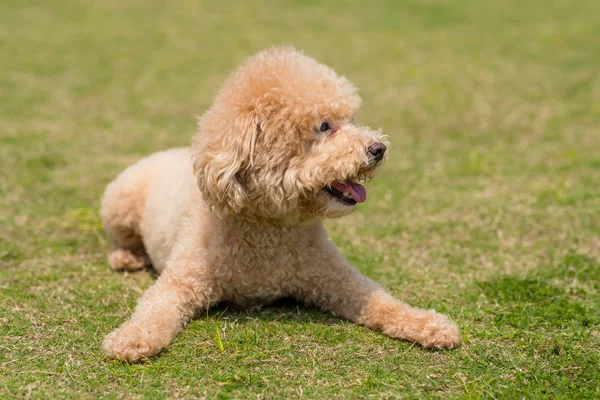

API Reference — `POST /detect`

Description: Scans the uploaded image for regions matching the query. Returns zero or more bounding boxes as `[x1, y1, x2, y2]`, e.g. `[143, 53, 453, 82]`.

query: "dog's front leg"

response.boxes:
[103, 259, 212, 362]
[302, 243, 461, 349]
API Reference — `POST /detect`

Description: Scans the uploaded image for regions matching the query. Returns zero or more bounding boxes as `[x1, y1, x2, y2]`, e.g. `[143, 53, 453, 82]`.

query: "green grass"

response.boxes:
[1, 0, 599, 398]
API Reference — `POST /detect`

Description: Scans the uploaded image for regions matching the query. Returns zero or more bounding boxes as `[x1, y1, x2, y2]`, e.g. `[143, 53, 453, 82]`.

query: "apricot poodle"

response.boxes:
[101, 46, 461, 362]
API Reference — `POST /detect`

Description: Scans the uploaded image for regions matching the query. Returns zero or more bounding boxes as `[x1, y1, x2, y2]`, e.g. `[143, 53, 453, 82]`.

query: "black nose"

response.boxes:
[368, 142, 386, 162]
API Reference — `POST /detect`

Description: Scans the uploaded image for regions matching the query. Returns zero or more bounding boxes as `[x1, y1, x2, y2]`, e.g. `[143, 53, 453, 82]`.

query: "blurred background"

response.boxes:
[1, 1, 598, 398]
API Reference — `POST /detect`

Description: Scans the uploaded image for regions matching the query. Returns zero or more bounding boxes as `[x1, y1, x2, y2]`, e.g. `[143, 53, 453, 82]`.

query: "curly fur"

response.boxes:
[101, 46, 460, 362]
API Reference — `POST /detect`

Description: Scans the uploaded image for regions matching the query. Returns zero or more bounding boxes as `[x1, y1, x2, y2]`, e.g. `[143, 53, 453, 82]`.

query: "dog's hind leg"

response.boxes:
[101, 165, 151, 272]
[107, 248, 150, 272]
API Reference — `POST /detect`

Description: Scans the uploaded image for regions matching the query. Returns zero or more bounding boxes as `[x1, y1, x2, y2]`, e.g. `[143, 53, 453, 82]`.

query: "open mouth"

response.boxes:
[323, 180, 367, 206]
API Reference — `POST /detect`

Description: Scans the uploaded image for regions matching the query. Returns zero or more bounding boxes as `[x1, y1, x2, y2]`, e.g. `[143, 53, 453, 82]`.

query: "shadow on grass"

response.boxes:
[203, 297, 347, 325]
[474, 253, 599, 330]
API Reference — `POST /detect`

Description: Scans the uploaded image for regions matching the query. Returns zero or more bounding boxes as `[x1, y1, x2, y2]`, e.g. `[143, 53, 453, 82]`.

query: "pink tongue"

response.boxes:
[331, 180, 367, 203]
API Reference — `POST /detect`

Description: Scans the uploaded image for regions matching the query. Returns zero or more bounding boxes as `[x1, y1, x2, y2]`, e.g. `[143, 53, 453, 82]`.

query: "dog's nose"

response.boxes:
[368, 142, 386, 162]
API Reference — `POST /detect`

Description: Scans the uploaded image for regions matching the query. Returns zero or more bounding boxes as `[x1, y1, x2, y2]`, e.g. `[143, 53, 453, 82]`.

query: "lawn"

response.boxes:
[1, 0, 599, 398]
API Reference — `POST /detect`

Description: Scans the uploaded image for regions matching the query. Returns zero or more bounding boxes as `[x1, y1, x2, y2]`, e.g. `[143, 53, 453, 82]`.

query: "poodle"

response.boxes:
[101, 46, 461, 362]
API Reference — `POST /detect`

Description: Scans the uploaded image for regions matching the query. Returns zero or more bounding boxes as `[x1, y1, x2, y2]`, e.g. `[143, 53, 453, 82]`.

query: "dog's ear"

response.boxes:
[191, 109, 261, 215]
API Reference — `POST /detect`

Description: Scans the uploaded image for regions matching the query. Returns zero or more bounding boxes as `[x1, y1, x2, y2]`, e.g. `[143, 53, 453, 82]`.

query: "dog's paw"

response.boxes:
[108, 249, 148, 272]
[418, 312, 461, 349]
[103, 322, 163, 362]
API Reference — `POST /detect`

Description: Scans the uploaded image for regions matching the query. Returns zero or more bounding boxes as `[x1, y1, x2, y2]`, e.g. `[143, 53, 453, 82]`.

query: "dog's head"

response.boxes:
[192, 46, 388, 222]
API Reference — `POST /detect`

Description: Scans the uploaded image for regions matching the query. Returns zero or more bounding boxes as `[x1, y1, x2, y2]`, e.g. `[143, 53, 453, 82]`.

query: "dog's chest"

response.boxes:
[211, 228, 312, 305]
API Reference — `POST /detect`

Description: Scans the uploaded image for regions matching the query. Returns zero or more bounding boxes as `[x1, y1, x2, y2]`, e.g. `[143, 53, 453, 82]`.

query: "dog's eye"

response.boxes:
[319, 122, 331, 132]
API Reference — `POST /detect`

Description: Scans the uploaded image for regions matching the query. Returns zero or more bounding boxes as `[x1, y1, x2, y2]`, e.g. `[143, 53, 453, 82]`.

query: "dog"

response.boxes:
[101, 46, 461, 362]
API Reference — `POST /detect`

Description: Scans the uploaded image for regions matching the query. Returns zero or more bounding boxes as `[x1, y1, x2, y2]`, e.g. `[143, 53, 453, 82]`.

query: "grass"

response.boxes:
[1, 0, 599, 398]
